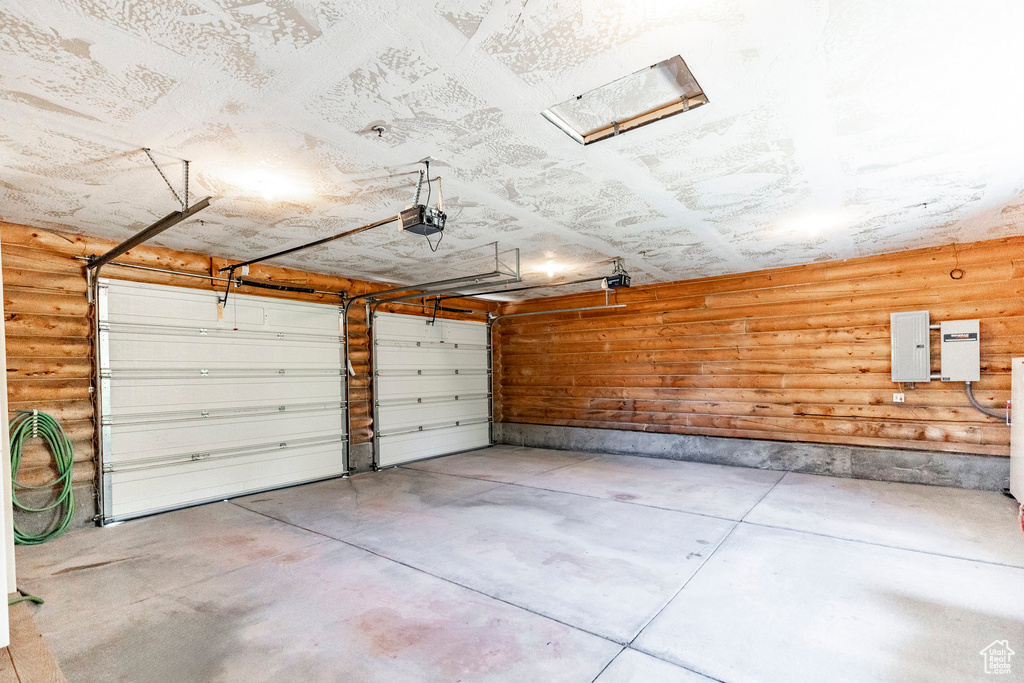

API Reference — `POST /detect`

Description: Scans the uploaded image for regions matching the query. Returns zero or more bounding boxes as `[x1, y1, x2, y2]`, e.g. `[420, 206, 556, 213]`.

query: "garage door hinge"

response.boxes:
[191, 452, 211, 461]
[199, 328, 208, 335]
[200, 411, 209, 418]
[200, 369, 209, 376]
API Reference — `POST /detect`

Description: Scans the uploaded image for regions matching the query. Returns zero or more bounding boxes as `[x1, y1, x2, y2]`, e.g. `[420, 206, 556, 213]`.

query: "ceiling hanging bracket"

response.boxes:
[142, 147, 191, 210]
[414, 169, 424, 205]
[182, 159, 190, 211]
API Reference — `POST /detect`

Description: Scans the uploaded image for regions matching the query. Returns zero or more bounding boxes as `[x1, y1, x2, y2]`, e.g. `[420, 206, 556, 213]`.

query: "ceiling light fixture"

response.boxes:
[777, 210, 852, 237]
[538, 260, 567, 278]
[542, 55, 708, 145]
[220, 166, 313, 203]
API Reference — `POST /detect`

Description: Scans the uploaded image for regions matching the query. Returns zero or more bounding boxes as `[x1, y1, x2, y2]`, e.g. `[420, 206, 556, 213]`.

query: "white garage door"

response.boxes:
[372, 312, 491, 467]
[98, 279, 347, 522]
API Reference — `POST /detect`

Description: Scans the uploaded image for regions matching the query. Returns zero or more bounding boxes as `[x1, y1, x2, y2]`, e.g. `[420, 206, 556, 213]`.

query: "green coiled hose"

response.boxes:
[9, 411, 74, 545]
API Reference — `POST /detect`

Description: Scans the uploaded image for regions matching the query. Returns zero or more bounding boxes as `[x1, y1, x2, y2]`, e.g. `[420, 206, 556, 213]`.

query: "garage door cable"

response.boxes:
[9, 410, 75, 545]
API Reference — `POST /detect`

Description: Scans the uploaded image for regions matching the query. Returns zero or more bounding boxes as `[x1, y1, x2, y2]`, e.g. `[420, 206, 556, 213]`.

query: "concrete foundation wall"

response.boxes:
[494, 422, 1011, 491]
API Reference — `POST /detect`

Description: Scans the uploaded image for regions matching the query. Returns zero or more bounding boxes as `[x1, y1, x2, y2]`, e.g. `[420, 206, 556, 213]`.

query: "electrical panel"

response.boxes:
[940, 319, 980, 382]
[890, 311, 931, 382]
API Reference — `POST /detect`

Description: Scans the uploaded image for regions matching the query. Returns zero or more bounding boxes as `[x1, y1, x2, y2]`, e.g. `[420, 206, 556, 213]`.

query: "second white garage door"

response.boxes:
[372, 312, 491, 467]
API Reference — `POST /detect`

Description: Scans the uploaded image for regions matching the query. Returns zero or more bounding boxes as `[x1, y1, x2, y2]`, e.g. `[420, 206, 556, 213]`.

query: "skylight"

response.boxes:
[542, 55, 708, 145]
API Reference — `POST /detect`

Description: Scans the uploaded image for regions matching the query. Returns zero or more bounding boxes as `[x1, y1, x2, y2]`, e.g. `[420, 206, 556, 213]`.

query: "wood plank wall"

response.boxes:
[494, 236, 1024, 457]
[0, 220, 494, 519]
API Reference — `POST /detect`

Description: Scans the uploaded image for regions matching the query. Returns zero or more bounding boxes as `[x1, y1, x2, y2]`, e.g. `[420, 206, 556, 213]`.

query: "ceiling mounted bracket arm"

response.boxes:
[87, 197, 211, 271]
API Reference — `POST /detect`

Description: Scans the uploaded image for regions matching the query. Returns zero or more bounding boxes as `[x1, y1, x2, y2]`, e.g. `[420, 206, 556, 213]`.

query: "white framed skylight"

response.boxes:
[541, 55, 708, 145]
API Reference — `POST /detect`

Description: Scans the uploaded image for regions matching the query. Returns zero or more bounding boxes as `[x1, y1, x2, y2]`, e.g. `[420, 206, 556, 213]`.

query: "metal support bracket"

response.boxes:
[220, 265, 238, 307]
[143, 148, 191, 211]
[427, 297, 440, 326]
[87, 197, 211, 271]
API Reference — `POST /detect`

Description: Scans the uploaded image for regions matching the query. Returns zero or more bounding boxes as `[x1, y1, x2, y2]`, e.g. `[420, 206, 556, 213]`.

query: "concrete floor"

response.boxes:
[15, 445, 1024, 682]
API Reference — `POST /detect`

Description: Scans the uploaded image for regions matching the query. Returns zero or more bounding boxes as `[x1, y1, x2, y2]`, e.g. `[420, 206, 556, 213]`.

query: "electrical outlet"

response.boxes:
[893, 393, 906, 403]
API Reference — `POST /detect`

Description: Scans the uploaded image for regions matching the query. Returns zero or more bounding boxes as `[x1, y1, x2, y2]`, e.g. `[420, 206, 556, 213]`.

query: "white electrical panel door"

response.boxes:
[373, 313, 490, 467]
[99, 279, 347, 521]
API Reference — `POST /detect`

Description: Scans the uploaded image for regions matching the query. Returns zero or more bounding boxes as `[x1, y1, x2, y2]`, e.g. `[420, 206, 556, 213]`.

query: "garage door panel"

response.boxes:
[374, 345, 488, 370]
[108, 441, 345, 519]
[104, 284, 341, 333]
[105, 289, 265, 327]
[372, 315, 434, 340]
[107, 410, 343, 464]
[439, 321, 487, 344]
[108, 335, 341, 368]
[110, 377, 343, 414]
[265, 305, 344, 331]
[375, 397, 489, 432]
[374, 374, 488, 401]
[376, 423, 490, 467]
[100, 279, 347, 522]
[373, 316, 487, 345]
[373, 313, 490, 467]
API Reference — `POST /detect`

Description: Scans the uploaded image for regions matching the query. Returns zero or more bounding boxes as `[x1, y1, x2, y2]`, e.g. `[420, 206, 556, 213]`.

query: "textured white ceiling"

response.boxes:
[1, 0, 1023, 297]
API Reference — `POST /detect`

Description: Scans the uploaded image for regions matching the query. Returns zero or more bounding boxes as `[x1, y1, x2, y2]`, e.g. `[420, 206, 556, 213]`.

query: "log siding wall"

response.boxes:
[494, 236, 1024, 457]
[1, 221, 494, 521]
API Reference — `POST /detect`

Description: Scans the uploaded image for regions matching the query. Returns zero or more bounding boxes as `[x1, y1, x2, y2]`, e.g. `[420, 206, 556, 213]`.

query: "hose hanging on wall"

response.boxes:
[9, 410, 75, 545]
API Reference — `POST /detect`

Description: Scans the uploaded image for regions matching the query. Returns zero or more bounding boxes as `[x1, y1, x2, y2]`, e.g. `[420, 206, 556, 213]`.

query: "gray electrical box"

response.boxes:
[940, 319, 980, 382]
[891, 311, 931, 382]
